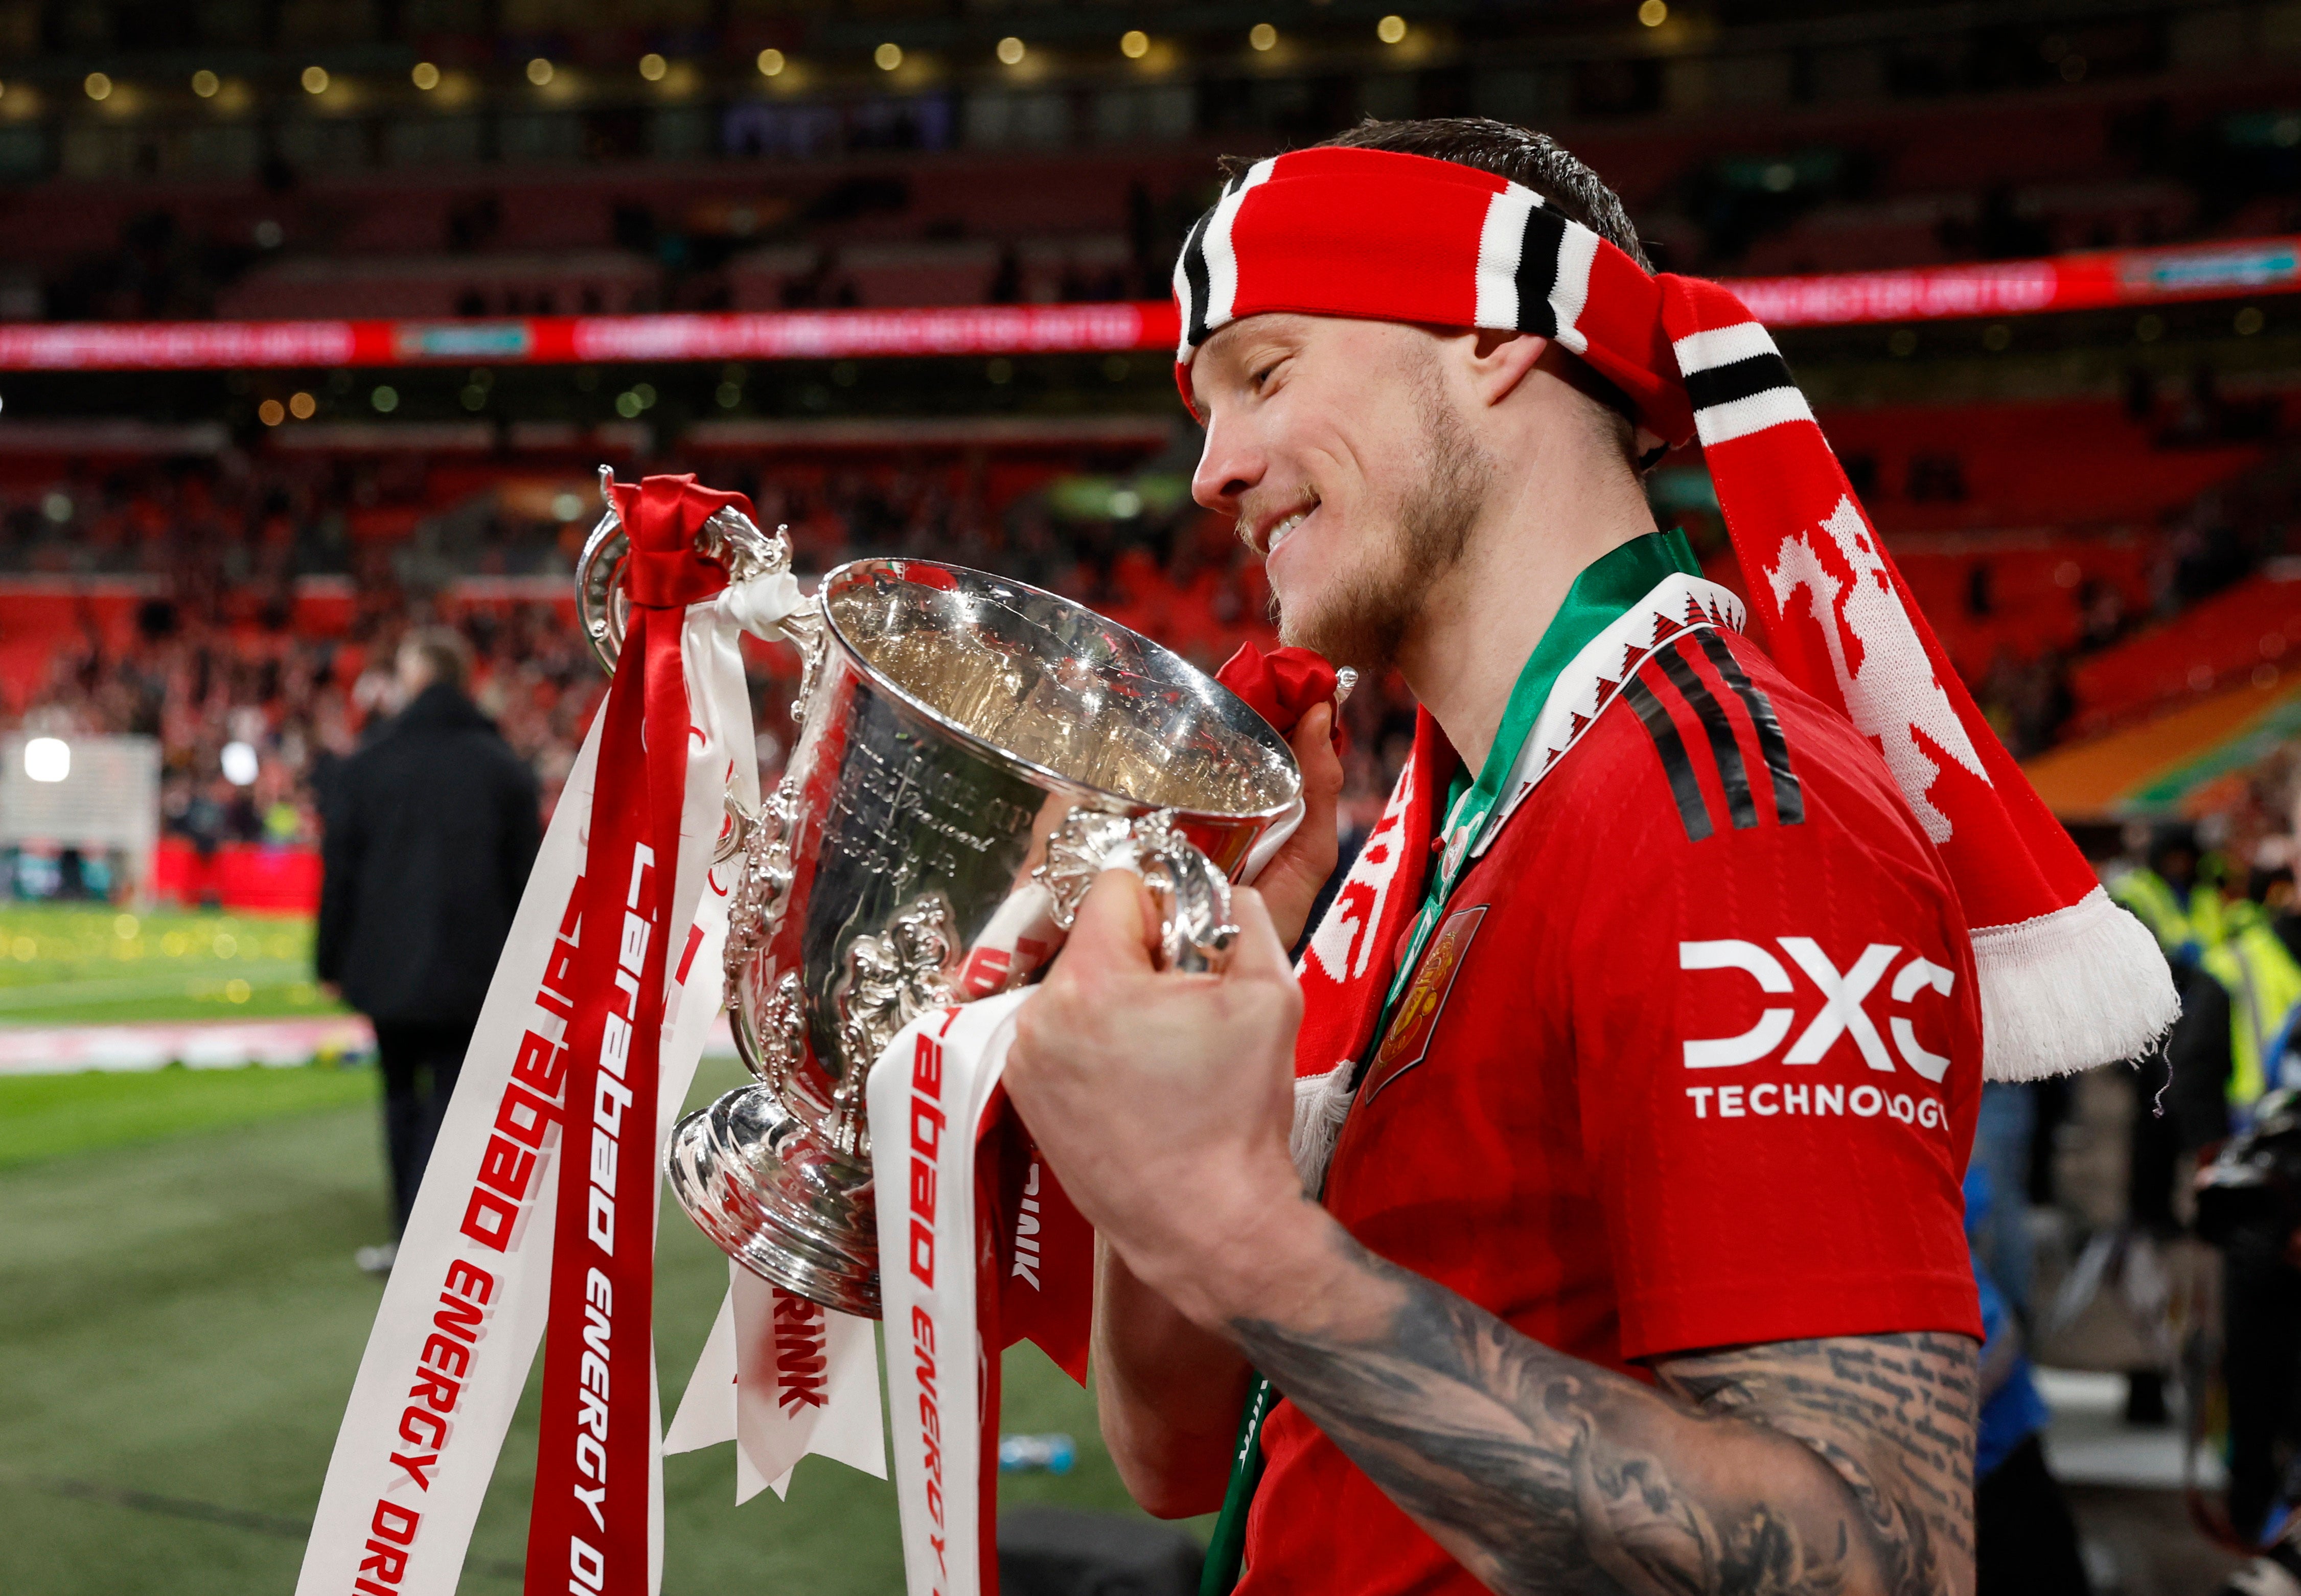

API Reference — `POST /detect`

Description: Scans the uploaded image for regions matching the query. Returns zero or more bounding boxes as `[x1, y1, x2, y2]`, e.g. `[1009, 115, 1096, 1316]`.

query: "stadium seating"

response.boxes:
[2068, 570, 2301, 733]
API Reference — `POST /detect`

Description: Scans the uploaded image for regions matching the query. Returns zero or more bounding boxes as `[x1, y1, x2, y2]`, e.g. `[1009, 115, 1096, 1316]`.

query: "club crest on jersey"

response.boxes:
[1363, 905, 1488, 1103]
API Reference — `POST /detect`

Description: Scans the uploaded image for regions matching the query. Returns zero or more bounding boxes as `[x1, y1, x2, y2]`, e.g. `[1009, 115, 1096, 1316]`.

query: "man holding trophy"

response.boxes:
[302, 116, 2180, 1596]
[1001, 119, 2178, 1595]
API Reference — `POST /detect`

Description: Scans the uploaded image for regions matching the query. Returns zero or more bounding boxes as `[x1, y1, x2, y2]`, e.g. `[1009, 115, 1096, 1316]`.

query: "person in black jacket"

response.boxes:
[317, 627, 541, 1272]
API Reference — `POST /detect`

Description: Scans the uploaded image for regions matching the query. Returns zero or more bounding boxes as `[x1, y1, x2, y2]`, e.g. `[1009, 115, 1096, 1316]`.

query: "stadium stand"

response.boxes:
[3, 0, 2300, 904]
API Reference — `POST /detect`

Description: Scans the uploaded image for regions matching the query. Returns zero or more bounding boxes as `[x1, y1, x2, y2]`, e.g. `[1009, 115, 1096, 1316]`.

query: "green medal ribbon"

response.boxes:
[1195, 530, 1700, 1595]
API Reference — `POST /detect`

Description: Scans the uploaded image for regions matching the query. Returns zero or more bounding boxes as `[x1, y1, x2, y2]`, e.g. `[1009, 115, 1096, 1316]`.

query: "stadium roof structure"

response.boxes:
[0, 234, 2293, 372]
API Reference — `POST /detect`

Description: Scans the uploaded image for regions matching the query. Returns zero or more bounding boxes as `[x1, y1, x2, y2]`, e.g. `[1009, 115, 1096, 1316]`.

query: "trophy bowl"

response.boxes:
[664, 557, 1302, 1317]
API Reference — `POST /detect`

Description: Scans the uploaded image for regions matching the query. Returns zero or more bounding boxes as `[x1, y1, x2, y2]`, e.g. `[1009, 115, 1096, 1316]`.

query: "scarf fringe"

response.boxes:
[1974, 886, 2179, 1083]
[1290, 1066, 1354, 1192]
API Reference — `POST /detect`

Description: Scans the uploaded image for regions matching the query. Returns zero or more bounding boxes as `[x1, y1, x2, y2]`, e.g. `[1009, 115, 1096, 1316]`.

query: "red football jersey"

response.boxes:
[1238, 627, 1984, 1596]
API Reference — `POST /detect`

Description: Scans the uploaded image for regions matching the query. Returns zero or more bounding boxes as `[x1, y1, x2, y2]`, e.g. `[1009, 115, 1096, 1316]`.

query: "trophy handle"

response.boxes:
[1034, 808, 1241, 974]
[572, 461, 838, 1132]
[577, 462, 805, 676]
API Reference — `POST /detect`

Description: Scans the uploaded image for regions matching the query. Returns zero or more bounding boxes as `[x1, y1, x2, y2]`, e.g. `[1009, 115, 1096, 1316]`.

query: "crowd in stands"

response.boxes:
[0, 395, 2291, 871]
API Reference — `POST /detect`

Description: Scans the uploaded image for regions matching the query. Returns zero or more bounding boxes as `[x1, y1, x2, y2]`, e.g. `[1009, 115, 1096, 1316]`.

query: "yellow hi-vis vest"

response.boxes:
[2201, 913, 2301, 1107]
[2111, 869, 2204, 958]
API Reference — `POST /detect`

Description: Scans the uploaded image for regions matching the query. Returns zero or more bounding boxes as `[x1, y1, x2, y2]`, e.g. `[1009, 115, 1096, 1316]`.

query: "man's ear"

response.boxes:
[1466, 329, 1551, 408]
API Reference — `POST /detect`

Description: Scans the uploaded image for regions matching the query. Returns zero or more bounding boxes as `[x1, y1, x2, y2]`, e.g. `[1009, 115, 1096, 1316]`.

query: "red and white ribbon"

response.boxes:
[297, 477, 787, 1596]
[869, 993, 1096, 1596]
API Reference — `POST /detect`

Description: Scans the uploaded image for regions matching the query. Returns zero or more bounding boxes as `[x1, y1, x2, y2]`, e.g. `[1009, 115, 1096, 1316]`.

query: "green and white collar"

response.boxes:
[1394, 529, 1742, 1010]
[1472, 567, 1745, 860]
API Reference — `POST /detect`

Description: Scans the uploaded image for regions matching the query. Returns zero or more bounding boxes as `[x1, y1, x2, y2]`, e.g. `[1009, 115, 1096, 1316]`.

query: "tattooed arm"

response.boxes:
[1229, 1217, 1977, 1596]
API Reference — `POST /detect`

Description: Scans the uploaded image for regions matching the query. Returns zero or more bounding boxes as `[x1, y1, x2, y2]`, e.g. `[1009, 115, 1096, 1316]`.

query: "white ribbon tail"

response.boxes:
[664, 1287, 738, 1456]
[870, 990, 1033, 1596]
[1971, 886, 2180, 1082]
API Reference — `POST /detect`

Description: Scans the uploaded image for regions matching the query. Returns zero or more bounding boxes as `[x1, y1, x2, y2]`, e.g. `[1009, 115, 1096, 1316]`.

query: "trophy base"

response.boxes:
[664, 1084, 881, 1319]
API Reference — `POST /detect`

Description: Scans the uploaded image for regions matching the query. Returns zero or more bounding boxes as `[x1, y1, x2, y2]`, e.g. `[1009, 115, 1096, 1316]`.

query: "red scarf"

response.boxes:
[1184, 147, 2174, 1081]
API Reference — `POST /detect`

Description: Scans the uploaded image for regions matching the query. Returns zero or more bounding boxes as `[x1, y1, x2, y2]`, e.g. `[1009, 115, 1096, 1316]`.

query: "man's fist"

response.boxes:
[1003, 871, 1308, 1325]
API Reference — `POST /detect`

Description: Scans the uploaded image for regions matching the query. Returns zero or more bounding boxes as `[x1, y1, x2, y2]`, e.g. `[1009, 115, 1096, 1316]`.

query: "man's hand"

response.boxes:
[1254, 703, 1345, 950]
[1004, 869, 1308, 1312]
[1005, 870, 1302, 1517]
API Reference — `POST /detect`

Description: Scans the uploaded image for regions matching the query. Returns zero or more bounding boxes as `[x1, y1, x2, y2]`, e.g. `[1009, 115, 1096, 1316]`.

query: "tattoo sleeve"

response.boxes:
[1230, 1227, 1976, 1596]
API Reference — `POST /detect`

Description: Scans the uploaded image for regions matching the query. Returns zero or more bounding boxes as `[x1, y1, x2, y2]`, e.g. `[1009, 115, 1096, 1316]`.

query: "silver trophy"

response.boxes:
[578, 487, 1302, 1317]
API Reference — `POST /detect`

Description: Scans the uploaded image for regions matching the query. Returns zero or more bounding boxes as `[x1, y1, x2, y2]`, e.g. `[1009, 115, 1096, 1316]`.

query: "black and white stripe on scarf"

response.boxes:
[1672, 322, 1815, 447]
[1172, 159, 1275, 356]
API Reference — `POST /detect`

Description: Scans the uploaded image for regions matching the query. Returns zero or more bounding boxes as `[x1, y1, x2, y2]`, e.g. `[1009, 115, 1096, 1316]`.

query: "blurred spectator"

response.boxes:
[2164, 797, 2301, 1539]
[2199, 1089, 2301, 1595]
[316, 628, 541, 1273]
[1967, 1164, 2090, 1596]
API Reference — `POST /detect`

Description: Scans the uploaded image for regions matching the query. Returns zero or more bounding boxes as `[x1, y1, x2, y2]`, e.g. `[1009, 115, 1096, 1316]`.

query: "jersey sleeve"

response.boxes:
[1563, 644, 1984, 1360]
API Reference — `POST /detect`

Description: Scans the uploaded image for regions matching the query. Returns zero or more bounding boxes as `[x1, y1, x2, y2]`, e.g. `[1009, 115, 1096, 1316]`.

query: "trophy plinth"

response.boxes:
[664, 1082, 880, 1317]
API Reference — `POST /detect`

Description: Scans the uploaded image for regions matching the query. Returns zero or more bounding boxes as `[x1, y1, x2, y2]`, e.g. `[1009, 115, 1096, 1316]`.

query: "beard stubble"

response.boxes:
[1275, 357, 1491, 673]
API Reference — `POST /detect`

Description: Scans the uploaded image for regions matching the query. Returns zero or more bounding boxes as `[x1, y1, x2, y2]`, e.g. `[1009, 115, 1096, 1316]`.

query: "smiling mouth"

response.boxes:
[1264, 494, 1318, 557]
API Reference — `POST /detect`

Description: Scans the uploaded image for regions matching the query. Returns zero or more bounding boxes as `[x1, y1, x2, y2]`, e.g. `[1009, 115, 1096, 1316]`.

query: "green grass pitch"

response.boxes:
[0, 1050, 1193, 1594]
[0, 904, 343, 1025]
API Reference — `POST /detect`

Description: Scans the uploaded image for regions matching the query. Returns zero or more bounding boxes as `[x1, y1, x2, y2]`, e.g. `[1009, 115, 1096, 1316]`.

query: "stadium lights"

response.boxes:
[23, 738, 68, 784]
[875, 42, 903, 71]
[757, 49, 786, 77]
[1120, 30, 1150, 59]
[411, 61, 440, 90]
[639, 53, 668, 82]
[83, 73, 111, 101]
[997, 36, 1025, 65]
[258, 398, 285, 426]
[1250, 22, 1277, 51]
[288, 390, 317, 419]
[526, 57, 554, 85]
[302, 65, 329, 94]
[221, 742, 259, 788]
[1377, 15, 1407, 44]
[192, 70, 219, 97]
[1638, 0, 1668, 25]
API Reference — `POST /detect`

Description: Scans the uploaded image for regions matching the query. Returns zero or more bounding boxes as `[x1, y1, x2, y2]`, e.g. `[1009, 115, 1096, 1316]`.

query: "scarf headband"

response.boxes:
[1175, 145, 2175, 1082]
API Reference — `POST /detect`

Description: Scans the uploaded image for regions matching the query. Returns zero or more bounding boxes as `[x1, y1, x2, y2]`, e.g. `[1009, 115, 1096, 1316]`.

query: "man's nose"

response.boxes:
[1191, 412, 1263, 516]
